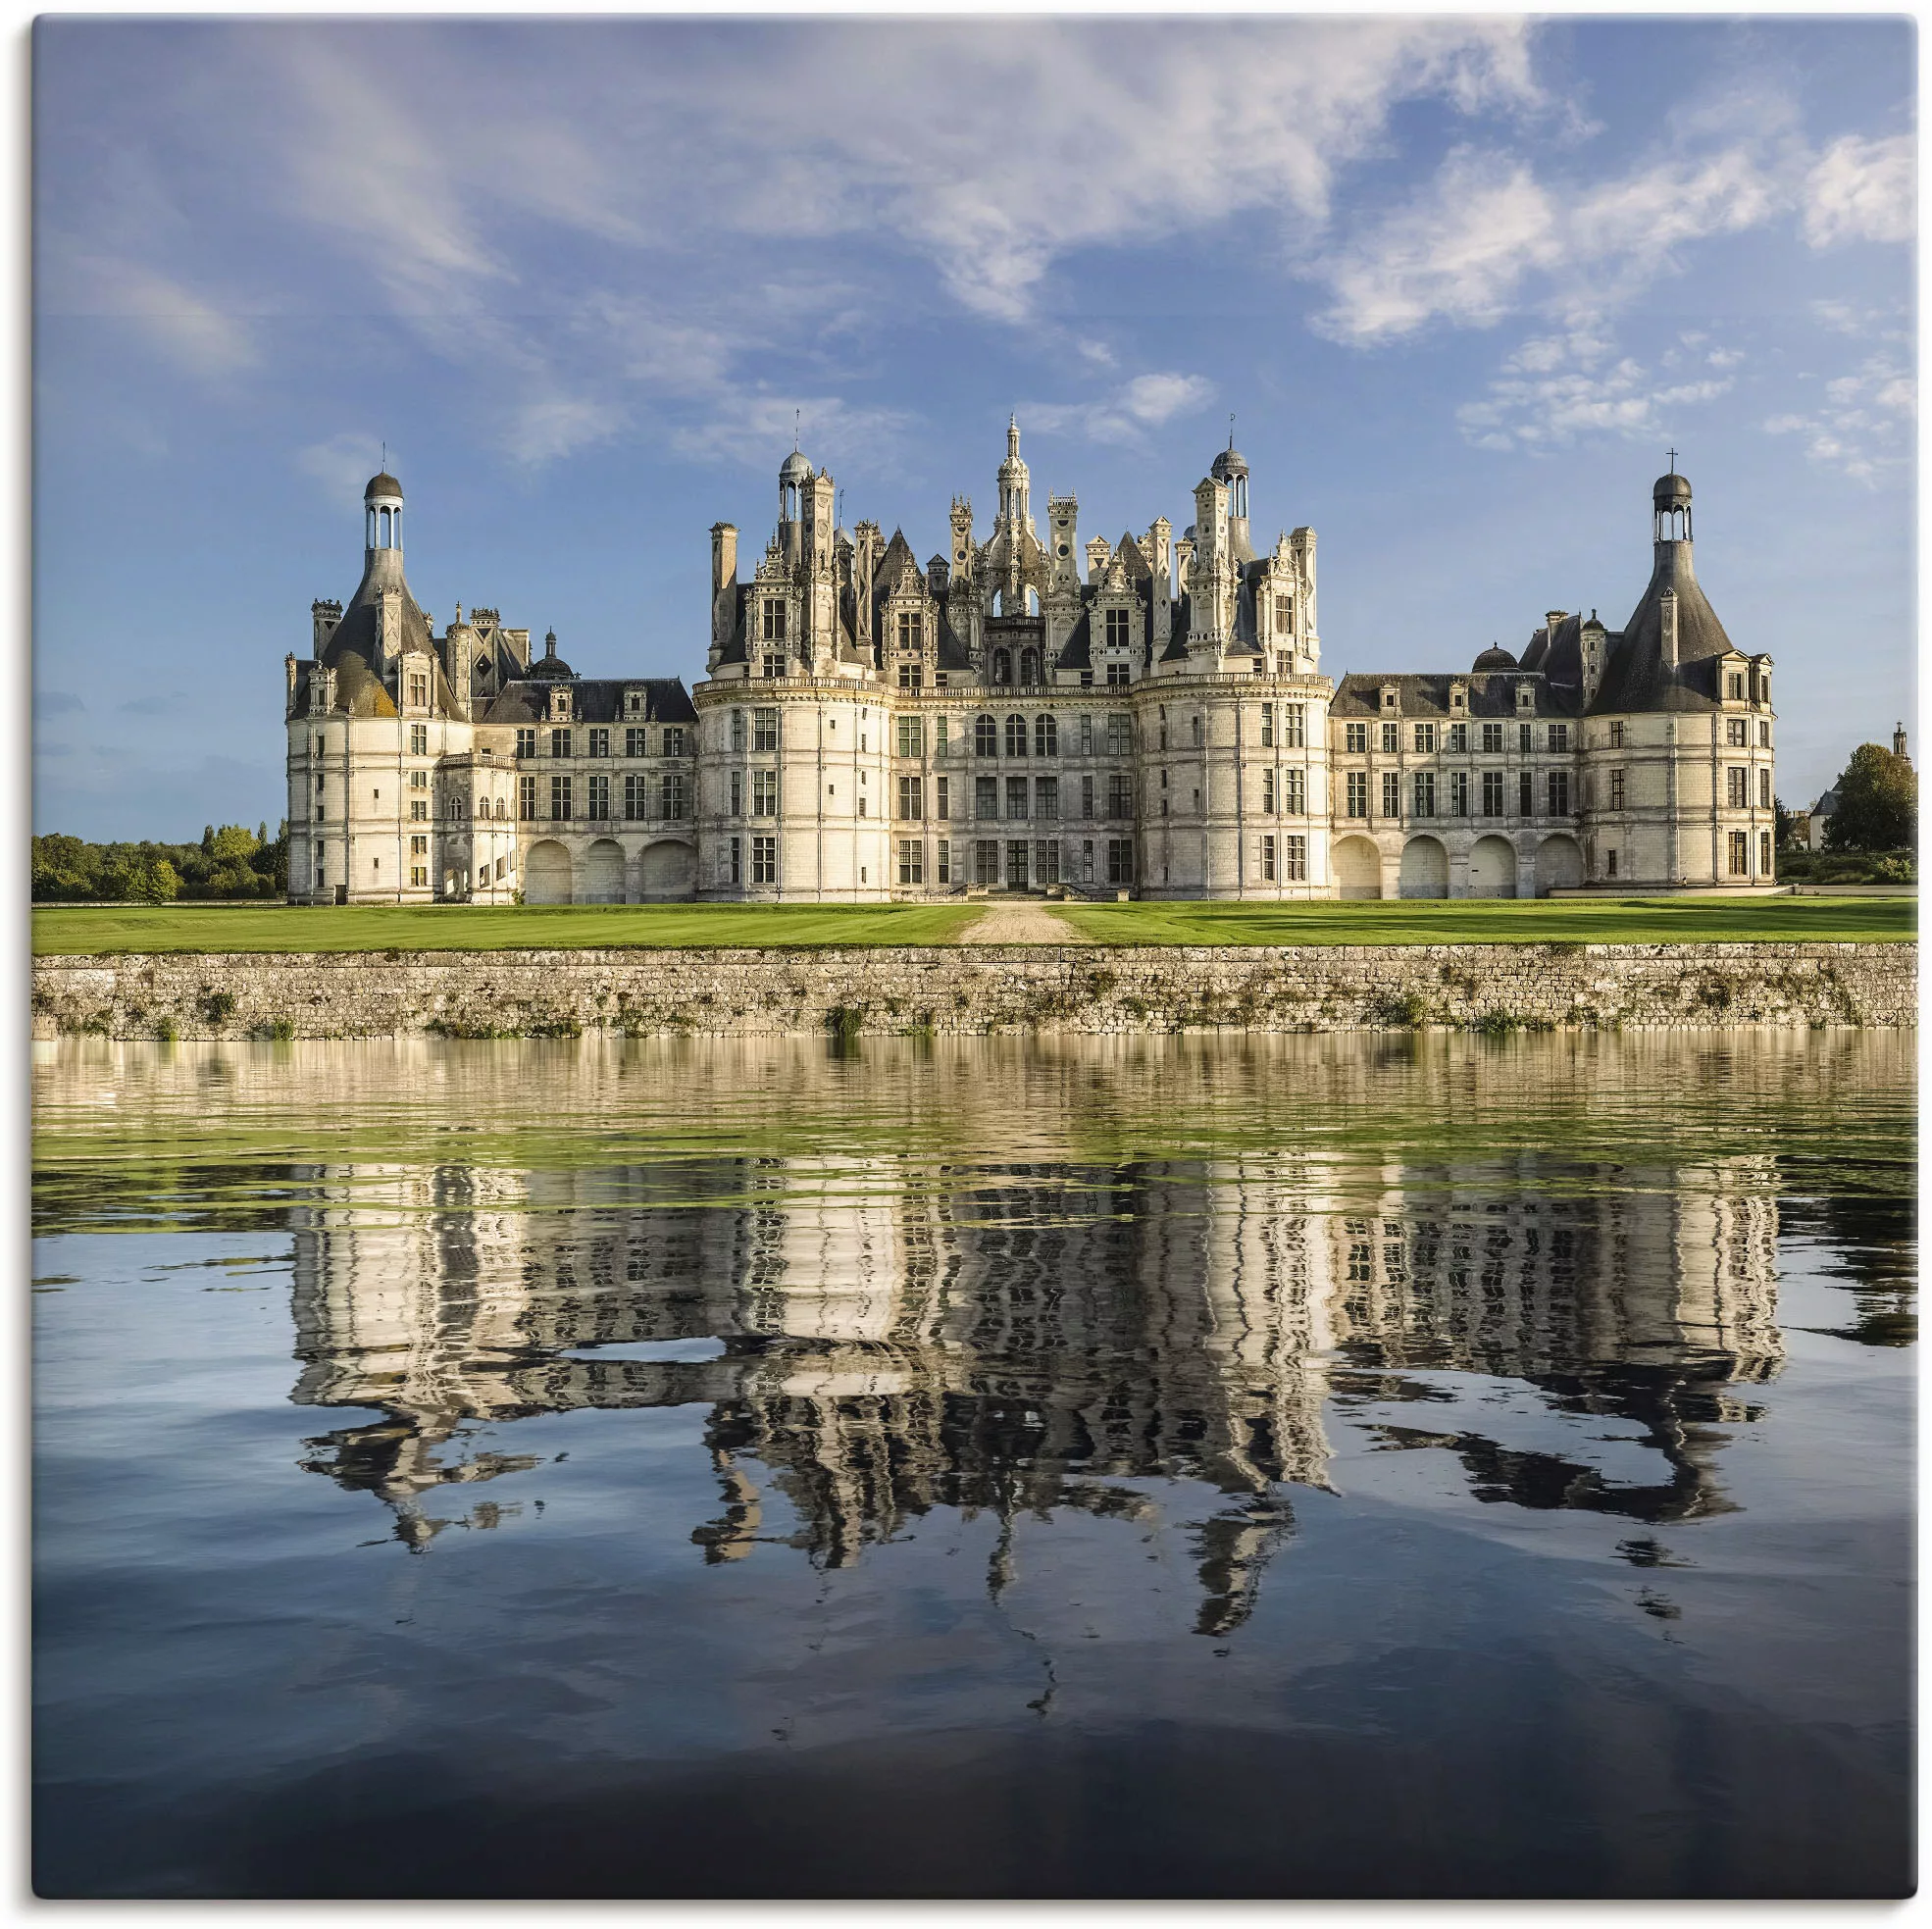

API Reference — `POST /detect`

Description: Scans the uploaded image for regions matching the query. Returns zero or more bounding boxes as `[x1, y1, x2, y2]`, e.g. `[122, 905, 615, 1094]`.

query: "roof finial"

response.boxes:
[1229, 412, 1237, 451]
[793, 410, 800, 454]
[1667, 445, 1677, 473]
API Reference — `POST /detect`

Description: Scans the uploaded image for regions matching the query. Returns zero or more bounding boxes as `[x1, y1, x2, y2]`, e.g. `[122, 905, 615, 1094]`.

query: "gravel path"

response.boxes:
[960, 900, 1089, 944]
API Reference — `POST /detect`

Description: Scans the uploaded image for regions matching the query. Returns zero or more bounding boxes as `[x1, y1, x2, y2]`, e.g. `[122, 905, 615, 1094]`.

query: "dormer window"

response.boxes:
[1727, 671, 1745, 700]
[1381, 686, 1398, 713]
[1105, 608, 1132, 650]
[762, 600, 787, 642]
[407, 671, 429, 708]
[1449, 685, 1466, 712]
[626, 690, 643, 716]
[1274, 594, 1292, 633]
[897, 612, 924, 651]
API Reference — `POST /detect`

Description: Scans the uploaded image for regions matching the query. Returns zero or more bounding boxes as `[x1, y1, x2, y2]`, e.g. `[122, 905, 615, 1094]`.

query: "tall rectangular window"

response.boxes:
[1481, 723, 1503, 754]
[1727, 767, 1748, 808]
[897, 612, 923, 651]
[751, 836, 778, 886]
[1107, 838, 1134, 885]
[730, 711, 746, 753]
[1760, 830, 1772, 875]
[897, 838, 924, 885]
[1413, 723, 1437, 754]
[1006, 777, 1030, 820]
[408, 674, 428, 707]
[410, 834, 428, 855]
[1548, 723, 1569, 752]
[752, 770, 780, 816]
[1107, 773, 1133, 818]
[519, 775, 536, 820]
[762, 600, 786, 641]
[626, 728, 647, 757]
[1274, 593, 1292, 634]
[1609, 721, 1626, 748]
[1106, 713, 1131, 756]
[1347, 772, 1368, 818]
[1260, 835, 1277, 882]
[976, 775, 998, 819]
[1285, 768, 1305, 814]
[550, 776, 572, 821]
[1034, 714, 1058, 757]
[1758, 721, 1771, 747]
[897, 661, 922, 689]
[752, 708, 780, 752]
[1079, 714, 1093, 755]
[1412, 771, 1437, 817]
[1106, 662, 1130, 687]
[896, 716, 924, 758]
[1519, 723, 1534, 754]
[935, 716, 948, 753]
[1082, 774, 1094, 819]
[1262, 769, 1277, 812]
[730, 770, 742, 816]
[1482, 770, 1504, 816]
[1448, 723, 1467, 753]
[664, 727, 686, 756]
[1381, 722, 1399, 754]
[1346, 722, 1368, 754]
[1609, 768, 1626, 810]
[517, 728, 537, 759]
[624, 773, 646, 820]
[897, 775, 923, 820]
[1036, 775, 1059, 819]
[1105, 608, 1131, 649]
[1382, 772, 1400, 818]
[1758, 767, 1771, 808]
[1449, 771, 1469, 816]
[937, 839, 952, 884]
[410, 798, 429, 821]
[1284, 834, 1307, 882]
[1518, 771, 1535, 816]
[1006, 840, 1030, 889]
[1260, 705, 1275, 748]
[1548, 770, 1570, 815]
[936, 776, 949, 819]
[587, 773, 610, 819]
[660, 770, 687, 820]
[975, 839, 999, 885]
[1729, 831, 1749, 876]
[551, 728, 571, 759]
[410, 724, 428, 754]
[588, 728, 610, 759]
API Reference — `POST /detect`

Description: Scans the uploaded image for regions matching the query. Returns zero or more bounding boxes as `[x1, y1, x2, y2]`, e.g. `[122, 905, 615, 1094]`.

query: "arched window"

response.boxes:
[991, 648, 1011, 685]
[974, 714, 998, 757]
[1035, 713, 1057, 757]
[1021, 647, 1041, 685]
[1005, 714, 1029, 758]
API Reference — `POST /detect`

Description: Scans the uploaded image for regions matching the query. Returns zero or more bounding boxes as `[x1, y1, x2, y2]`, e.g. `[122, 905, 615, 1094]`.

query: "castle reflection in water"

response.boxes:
[287, 1069, 1783, 1637]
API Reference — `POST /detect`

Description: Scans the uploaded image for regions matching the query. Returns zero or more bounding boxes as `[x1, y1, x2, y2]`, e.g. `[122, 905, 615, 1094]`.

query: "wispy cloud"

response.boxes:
[667, 393, 918, 477]
[1025, 372, 1216, 447]
[1456, 328, 1737, 451]
[1803, 134, 1914, 248]
[1764, 353, 1915, 483]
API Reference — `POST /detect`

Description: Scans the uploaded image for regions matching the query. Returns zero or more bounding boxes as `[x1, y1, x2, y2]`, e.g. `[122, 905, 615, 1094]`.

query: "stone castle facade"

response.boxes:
[284, 427, 1777, 904]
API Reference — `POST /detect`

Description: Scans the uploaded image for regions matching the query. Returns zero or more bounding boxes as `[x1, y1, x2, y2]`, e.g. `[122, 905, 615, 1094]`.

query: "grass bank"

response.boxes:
[1053, 896, 1916, 946]
[32, 902, 985, 955]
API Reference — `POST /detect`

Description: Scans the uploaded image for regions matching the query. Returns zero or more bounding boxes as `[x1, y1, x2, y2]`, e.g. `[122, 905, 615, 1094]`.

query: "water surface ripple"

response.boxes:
[31, 1032, 1914, 1898]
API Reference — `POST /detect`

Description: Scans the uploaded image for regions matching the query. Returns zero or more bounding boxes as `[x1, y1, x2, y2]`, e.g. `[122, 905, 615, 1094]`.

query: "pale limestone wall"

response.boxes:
[32, 943, 1914, 1041]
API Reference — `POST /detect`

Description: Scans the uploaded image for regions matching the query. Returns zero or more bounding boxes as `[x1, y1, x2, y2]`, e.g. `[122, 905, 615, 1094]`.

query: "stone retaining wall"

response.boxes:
[30, 942, 1916, 1040]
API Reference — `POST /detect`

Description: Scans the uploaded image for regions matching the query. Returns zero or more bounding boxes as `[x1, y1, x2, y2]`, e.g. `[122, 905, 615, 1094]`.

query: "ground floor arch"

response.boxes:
[1334, 836, 1382, 899]
[584, 838, 625, 904]
[639, 838, 696, 899]
[1468, 835, 1518, 898]
[1535, 834, 1585, 897]
[1398, 836, 1449, 899]
[524, 839, 573, 905]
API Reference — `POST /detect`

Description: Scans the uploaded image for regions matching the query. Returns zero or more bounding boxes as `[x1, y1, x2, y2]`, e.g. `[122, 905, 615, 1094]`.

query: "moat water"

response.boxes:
[31, 1032, 1914, 1898]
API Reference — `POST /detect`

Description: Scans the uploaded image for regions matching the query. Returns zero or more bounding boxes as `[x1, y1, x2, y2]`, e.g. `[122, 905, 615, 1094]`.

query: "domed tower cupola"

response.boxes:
[1653, 458, 1692, 546]
[364, 470, 404, 567]
[996, 415, 1033, 532]
[1209, 438, 1249, 522]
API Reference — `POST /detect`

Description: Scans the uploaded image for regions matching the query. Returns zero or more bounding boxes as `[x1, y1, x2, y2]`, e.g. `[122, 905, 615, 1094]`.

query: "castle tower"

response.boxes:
[996, 415, 1032, 533]
[1580, 466, 1776, 891]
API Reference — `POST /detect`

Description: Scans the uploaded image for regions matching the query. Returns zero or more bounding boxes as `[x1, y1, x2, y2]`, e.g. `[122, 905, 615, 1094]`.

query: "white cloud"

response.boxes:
[1023, 372, 1216, 447]
[1803, 134, 1914, 247]
[1765, 353, 1915, 482]
[505, 395, 627, 468]
[1456, 328, 1736, 451]
[1313, 138, 1787, 346]
[297, 433, 387, 502]
[60, 255, 258, 378]
[667, 393, 917, 476]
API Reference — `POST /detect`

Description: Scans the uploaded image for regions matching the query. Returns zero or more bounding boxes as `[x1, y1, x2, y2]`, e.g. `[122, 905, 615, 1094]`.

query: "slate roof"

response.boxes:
[1331, 672, 1582, 720]
[478, 677, 696, 727]
[1589, 544, 1740, 716]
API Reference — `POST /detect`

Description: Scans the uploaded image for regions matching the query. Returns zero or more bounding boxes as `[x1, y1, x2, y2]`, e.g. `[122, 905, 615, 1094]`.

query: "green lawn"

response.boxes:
[1052, 895, 1916, 946]
[31, 901, 986, 955]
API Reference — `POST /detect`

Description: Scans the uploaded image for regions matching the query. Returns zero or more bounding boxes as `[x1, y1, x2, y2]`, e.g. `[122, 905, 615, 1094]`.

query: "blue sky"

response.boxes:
[33, 15, 1914, 838]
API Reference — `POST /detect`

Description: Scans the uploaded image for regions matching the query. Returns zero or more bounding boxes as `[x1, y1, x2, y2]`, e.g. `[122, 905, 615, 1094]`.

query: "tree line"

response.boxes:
[32, 824, 288, 902]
